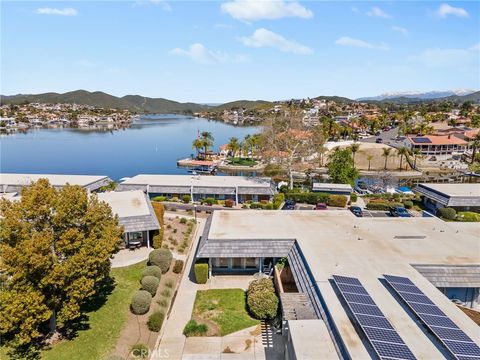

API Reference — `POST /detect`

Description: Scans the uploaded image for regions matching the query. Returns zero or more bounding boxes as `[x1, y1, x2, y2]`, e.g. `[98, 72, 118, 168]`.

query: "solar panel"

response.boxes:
[333, 275, 416, 360]
[411, 137, 432, 144]
[384, 274, 480, 360]
[388, 283, 424, 295]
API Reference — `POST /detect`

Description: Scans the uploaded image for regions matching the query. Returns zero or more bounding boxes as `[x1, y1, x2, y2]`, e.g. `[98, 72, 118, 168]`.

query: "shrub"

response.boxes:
[194, 262, 208, 284]
[202, 197, 217, 206]
[141, 276, 160, 296]
[165, 279, 175, 288]
[225, 199, 235, 208]
[247, 278, 278, 320]
[142, 265, 162, 280]
[180, 217, 187, 224]
[437, 207, 457, 220]
[161, 288, 172, 297]
[152, 233, 162, 249]
[131, 344, 149, 359]
[147, 310, 165, 332]
[152, 196, 166, 202]
[181, 194, 191, 204]
[131, 290, 152, 315]
[457, 211, 480, 222]
[183, 320, 208, 337]
[350, 193, 358, 203]
[273, 193, 285, 209]
[173, 260, 184, 274]
[149, 248, 173, 273]
[403, 200, 413, 209]
[157, 298, 168, 307]
[151, 202, 165, 248]
[327, 195, 348, 208]
[286, 192, 329, 205]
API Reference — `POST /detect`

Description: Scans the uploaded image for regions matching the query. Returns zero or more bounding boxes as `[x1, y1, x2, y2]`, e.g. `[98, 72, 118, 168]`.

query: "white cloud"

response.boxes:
[221, 0, 313, 21]
[392, 26, 408, 35]
[335, 36, 389, 51]
[36, 7, 78, 16]
[169, 43, 249, 64]
[239, 28, 313, 55]
[366, 6, 391, 19]
[409, 44, 478, 68]
[436, 3, 469, 18]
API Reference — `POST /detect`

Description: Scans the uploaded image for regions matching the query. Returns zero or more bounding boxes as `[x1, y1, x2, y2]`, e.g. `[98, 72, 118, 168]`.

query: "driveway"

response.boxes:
[360, 127, 402, 147]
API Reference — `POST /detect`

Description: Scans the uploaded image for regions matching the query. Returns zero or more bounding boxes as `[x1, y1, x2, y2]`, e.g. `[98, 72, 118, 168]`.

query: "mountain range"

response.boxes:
[1, 89, 479, 113]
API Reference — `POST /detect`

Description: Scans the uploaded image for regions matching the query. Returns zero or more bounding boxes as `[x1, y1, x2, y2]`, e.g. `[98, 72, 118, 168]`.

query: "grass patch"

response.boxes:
[0, 261, 146, 360]
[191, 289, 260, 336]
[457, 211, 480, 222]
[227, 157, 258, 166]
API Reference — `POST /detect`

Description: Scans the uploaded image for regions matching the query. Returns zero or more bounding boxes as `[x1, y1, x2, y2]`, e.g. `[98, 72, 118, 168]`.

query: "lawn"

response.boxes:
[0, 261, 146, 360]
[191, 289, 260, 336]
[227, 157, 258, 166]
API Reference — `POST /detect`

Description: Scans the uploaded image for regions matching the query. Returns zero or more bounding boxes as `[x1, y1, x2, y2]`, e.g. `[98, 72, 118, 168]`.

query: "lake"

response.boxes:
[0, 115, 260, 180]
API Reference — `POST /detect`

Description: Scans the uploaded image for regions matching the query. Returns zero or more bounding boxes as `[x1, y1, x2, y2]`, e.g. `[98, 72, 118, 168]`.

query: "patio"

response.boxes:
[110, 247, 150, 268]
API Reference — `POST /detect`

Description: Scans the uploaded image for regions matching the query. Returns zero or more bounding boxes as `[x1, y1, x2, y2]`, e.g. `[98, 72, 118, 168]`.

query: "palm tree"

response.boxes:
[412, 148, 421, 169]
[192, 138, 203, 158]
[470, 133, 480, 164]
[367, 155, 374, 171]
[382, 148, 392, 170]
[200, 131, 214, 158]
[397, 147, 410, 171]
[349, 143, 360, 168]
[226, 137, 240, 158]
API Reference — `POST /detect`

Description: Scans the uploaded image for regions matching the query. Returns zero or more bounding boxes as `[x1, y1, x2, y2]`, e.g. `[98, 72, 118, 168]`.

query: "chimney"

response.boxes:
[448, 134, 451, 139]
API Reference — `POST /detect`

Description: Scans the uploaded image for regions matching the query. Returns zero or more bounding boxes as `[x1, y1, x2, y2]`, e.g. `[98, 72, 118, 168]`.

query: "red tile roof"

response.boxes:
[408, 135, 468, 146]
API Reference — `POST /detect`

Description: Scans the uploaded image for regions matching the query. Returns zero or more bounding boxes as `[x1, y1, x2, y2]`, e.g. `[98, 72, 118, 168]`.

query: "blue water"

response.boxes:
[0, 115, 260, 180]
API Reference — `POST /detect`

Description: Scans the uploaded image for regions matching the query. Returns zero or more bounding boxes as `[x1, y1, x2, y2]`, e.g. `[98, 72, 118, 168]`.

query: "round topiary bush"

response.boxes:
[437, 207, 456, 220]
[147, 310, 165, 332]
[131, 290, 152, 315]
[403, 200, 413, 209]
[141, 276, 160, 296]
[173, 259, 184, 274]
[130, 344, 149, 359]
[247, 278, 278, 320]
[142, 265, 162, 279]
[149, 248, 173, 273]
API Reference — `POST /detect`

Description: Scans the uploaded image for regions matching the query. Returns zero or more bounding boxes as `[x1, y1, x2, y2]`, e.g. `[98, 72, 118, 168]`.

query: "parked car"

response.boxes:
[375, 138, 383, 144]
[315, 203, 327, 210]
[389, 206, 412, 217]
[349, 206, 363, 217]
[283, 199, 295, 210]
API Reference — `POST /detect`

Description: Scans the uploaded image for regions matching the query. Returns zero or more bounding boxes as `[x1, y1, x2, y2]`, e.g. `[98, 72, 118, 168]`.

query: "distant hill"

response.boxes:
[209, 100, 273, 112]
[359, 91, 480, 105]
[357, 89, 477, 101]
[0, 90, 209, 114]
[314, 95, 354, 103]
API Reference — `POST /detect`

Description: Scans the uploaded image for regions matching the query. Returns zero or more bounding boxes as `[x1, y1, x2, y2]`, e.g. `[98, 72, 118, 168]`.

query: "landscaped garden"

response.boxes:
[437, 208, 480, 222]
[185, 289, 260, 337]
[227, 157, 258, 167]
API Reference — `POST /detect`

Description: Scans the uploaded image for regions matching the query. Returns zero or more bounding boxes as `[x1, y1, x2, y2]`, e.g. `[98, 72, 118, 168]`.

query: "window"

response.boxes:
[232, 258, 242, 268]
[245, 258, 257, 269]
[217, 258, 229, 268]
[128, 232, 143, 241]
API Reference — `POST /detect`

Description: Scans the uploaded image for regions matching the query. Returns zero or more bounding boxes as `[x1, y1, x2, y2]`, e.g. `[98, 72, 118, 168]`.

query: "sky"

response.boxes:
[1, 0, 479, 102]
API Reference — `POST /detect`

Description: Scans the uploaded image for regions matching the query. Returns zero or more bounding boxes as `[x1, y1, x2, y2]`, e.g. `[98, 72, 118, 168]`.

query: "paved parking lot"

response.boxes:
[362, 210, 391, 218]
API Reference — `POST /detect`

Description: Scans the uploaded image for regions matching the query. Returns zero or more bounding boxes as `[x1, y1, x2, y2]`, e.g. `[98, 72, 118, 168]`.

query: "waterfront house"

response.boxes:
[116, 174, 275, 204]
[414, 183, 480, 213]
[404, 135, 468, 159]
[0, 173, 112, 194]
[197, 210, 480, 358]
[97, 191, 160, 248]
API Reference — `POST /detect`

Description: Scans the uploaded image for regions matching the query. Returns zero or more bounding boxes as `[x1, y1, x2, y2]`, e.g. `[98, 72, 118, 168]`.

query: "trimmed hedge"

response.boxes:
[142, 265, 162, 279]
[247, 278, 278, 320]
[173, 259, 184, 274]
[149, 248, 173, 273]
[141, 275, 160, 296]
[183, 320, 208, 337]
[152, 196, 167, 202]
[273, 193, 285, 209]
[194, 263, 208, 284]
[457, 211, 480, 222]
[350, 193, 358, 203]
[147, 310, 165, 332]
[152, 202, 165, 249]
[131, 344, 149, 359]
[285, 192, 329, 205]
[366, 201, 403, 211]
[437, 207, 456, 220]
[131, 290, 152, 315]
[327, 195, 348, 208]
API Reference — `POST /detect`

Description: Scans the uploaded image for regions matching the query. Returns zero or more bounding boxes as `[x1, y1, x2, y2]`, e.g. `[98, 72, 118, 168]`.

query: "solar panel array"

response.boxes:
[411, 137, 432, 144]
[384, 274, 480, 360]
[333, 275, 416, 360]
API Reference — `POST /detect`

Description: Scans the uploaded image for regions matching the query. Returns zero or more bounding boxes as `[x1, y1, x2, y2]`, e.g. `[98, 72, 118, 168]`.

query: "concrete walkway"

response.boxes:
[153, 218, 206, 360]
[111, 247, 150, 268]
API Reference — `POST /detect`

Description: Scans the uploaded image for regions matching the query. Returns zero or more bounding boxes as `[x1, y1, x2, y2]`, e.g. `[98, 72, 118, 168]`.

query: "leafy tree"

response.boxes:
[326, 148, 359, 185]
[0, 179, 122, 353]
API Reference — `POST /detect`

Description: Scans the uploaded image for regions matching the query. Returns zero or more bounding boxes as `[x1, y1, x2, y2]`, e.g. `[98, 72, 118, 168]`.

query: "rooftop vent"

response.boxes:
[394, 235, 426, 240]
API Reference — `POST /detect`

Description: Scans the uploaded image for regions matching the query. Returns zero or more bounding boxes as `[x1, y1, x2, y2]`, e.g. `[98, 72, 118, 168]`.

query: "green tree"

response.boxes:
[226, 137, 240, 157]
[411, 148, 421, 169]
[349, 143, 360, 168]
[470, 133, 480, 164]
[367, 154, 374, 171]
[382, 148, 392, 170]
[200, 131, 214, 158]
[397, 147, 410, 171]
[0, 179, 122, 354]
[326, 148, 359, 185]
[192, 138, 203, 158]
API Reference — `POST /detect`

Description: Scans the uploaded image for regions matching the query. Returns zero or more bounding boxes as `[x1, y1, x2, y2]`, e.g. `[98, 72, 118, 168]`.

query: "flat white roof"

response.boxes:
[312, 183, 353, 191]
[120, 174, 272, 188]
[418, 183, 480, 198]
[0, 173, 109, 187]
[288, 320, 339, 359]
[96, 191, 150, 218]
[207, 210, 480, 359]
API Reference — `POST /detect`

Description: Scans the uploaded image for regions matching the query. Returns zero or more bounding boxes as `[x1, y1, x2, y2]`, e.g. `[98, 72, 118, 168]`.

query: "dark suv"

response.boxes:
[389, 206, 412, 217]
[349, 206, 363, 217]
[283, 199, 295, 210]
